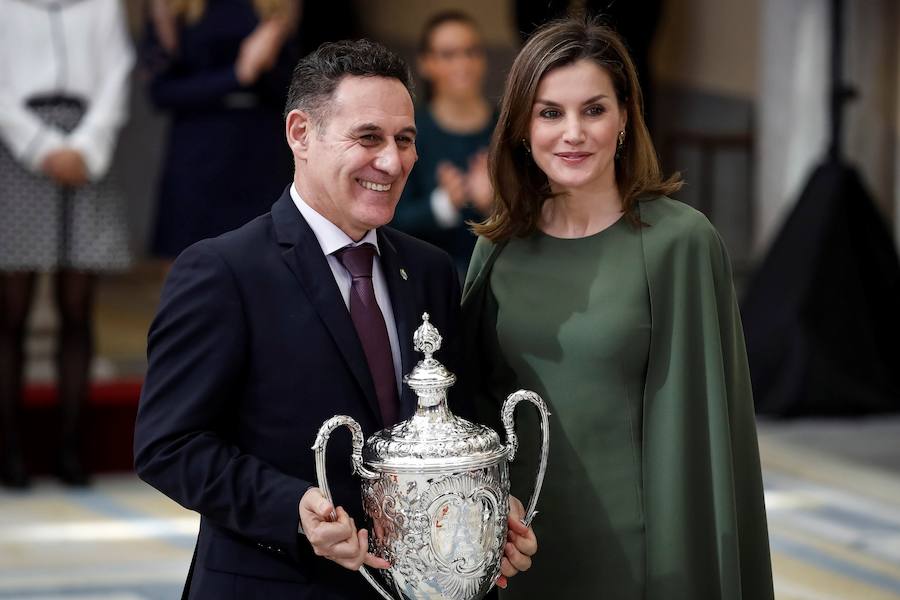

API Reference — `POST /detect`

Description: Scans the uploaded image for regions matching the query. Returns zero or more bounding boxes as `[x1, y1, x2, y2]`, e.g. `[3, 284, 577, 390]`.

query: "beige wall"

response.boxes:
[653, 0, 759, 99]
[357, 0, 517, 46]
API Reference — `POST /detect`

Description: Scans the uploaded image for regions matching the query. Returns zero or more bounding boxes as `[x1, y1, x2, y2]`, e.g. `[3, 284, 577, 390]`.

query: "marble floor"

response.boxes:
[1, 426, 899, 599]
[1, 268, 898, 599]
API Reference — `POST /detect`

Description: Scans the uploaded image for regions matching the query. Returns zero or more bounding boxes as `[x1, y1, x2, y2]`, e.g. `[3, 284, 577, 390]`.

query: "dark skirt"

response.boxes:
[0, 100, 131, 272]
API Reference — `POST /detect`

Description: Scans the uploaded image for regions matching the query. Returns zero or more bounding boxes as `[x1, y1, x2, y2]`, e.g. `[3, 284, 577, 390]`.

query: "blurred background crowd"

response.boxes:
[0, 0, 898, 598]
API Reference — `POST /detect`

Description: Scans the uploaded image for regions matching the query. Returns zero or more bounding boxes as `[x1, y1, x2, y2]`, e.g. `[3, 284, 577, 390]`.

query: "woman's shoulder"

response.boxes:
[469, 235, 498, 269]
[639, 196, 734, 279]
[639, 196, 722, 246]
[462, 236, 502, 300]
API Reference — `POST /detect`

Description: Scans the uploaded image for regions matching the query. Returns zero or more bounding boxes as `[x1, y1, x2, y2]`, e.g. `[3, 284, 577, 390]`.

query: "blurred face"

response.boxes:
[528, 59, 627, 195]
[419, 21, 486, 100]
[287, 76, 417, 240]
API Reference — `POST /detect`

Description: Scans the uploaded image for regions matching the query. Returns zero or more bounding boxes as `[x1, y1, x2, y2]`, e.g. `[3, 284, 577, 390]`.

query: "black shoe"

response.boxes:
[57, 452, 90, 487]
[1, 453, 30, 489]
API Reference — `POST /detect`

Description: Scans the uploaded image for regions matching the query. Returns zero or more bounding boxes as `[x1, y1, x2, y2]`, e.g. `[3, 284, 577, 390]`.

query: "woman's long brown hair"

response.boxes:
[473, 18, 682, 241]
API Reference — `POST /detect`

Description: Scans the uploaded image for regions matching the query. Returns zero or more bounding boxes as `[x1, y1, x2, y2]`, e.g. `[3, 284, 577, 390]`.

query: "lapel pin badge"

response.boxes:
[400, 268, 408, 281]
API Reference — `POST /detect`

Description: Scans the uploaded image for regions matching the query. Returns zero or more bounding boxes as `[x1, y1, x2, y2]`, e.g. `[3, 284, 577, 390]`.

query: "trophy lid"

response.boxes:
[402, 313, 456, 399]
[362, 314, 506, 472]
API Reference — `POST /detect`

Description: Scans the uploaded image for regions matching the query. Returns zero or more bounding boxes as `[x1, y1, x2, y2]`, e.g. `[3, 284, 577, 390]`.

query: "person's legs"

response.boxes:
[54, 269, 96, 486]
[0, 272, 36, 488]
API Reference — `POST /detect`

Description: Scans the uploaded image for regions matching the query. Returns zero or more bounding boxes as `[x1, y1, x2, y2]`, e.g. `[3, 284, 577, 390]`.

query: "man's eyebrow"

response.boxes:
[351, 123, 417, 136]
[351, 123, 382, 134]
[534, 94, 610, 106]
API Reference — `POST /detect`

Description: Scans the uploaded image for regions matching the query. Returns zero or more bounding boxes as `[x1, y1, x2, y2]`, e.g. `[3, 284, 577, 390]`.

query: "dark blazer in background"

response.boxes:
[134, 188, 463, 599]
[143, 0, 297, 259]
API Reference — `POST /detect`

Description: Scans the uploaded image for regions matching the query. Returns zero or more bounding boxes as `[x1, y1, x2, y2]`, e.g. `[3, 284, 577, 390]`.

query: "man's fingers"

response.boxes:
[332, 528, 391, 571]
[307, 520, 352, 550]
[507, 525, 538, 556]
[496, 574, 508, 589]
[302, 500, 390, 573]
[334, 506, 353, 525]
[508, 515, 530, 535]
[364, 552, 391, 570]
[508, 496, 526, 518]
[504, 541, 532, 572]
[500, 556, 518, 578]
[306, 506, 354, 549]
[300, 488, 335, 521]
[325, 511, 361, 558]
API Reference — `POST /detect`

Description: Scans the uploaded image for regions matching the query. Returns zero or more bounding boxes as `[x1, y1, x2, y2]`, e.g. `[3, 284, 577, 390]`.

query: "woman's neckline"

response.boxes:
[536, 212, 627, 241]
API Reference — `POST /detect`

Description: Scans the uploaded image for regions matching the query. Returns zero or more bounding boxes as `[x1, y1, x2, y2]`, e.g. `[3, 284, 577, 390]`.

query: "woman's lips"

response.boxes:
[555, 152, 592, 164]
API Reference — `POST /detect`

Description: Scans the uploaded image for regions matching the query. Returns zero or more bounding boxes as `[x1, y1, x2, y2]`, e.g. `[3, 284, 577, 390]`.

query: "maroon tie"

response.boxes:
[334, 243, 399, 426]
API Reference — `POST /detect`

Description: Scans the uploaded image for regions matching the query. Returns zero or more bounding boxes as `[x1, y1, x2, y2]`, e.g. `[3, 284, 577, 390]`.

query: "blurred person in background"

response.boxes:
[462, 19, 773, 598]
[0, 0, 134, 488]
[144, 0, 299, 261]
[390, 11, 496, 275]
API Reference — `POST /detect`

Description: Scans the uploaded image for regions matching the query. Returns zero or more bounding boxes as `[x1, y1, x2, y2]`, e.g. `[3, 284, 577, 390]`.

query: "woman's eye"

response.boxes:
[586, 105, 605, 116]
[539, 109, 561, 119]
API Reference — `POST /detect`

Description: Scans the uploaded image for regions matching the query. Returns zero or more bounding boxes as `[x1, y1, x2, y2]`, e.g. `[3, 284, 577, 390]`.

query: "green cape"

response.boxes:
[461, 197, 774, 599]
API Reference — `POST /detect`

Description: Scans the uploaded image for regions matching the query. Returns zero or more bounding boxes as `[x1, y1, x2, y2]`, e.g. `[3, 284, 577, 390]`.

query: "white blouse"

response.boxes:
[0, 0, 134, 179]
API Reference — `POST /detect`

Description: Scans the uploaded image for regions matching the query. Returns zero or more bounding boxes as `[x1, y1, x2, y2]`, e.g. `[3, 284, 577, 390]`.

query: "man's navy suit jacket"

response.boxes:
[134, 189, 466, 599]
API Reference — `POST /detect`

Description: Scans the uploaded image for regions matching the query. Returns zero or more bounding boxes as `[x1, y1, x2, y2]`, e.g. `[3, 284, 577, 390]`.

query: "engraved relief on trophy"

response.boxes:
[313, 314, 550, 600]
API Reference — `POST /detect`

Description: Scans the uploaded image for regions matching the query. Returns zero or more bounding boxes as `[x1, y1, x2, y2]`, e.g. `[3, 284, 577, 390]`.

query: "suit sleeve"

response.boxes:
[134, 240, 312, 562]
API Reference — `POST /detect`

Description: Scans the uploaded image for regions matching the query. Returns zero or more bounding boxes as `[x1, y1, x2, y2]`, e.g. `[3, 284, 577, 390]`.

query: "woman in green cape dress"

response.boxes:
[461, 18, 774, 599]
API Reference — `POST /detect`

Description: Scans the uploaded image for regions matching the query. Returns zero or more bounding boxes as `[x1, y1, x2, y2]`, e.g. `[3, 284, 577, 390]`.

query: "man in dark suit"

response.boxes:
[134, 39, 536, 599]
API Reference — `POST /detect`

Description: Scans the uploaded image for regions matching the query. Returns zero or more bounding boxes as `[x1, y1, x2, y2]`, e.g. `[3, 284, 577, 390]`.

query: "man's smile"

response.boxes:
[357, 178, 392, 192]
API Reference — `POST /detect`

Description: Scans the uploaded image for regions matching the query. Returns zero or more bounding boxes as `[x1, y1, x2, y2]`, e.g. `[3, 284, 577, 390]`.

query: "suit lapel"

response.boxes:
[377, 229, 418, 418]
[271, 192, 382, 425]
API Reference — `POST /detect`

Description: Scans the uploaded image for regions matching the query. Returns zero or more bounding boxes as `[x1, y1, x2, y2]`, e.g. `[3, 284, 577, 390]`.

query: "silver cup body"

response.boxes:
[363, 462, 509, 600]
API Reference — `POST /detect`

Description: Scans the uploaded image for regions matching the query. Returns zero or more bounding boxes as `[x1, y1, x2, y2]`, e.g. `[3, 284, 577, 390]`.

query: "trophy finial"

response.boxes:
[413, 312, 442, 359]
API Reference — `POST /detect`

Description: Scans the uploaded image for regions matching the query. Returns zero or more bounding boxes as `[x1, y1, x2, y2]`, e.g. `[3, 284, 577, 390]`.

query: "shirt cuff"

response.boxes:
[23, 128, 65, 174]
[430, 188, 462, 229]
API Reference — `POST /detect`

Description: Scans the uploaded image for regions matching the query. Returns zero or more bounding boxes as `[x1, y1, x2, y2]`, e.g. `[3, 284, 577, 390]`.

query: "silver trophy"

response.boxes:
[313, 313, 550, 600]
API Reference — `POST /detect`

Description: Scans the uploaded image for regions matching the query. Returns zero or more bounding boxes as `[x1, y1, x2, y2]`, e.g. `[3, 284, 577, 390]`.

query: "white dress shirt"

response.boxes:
[0, 0, 134, 178]
[290, 184, 403, 395]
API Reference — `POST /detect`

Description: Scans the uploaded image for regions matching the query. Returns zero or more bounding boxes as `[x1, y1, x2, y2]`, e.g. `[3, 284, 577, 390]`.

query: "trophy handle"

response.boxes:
[501, 390, 550, 527]
[312, 416, 394, 600]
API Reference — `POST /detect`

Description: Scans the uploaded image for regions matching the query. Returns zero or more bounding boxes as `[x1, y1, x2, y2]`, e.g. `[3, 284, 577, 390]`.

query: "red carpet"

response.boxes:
[22, 379, 143, 474]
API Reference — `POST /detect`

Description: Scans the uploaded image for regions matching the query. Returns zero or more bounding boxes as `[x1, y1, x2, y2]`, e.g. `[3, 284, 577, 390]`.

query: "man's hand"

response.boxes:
[299, 487, 390, 571]
[497, 495, 538, 589]
[41, 149, 88, 188]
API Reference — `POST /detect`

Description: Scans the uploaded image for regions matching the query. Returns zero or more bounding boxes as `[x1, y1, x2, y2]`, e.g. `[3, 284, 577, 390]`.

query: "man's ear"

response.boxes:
[286, 109, 313, 159]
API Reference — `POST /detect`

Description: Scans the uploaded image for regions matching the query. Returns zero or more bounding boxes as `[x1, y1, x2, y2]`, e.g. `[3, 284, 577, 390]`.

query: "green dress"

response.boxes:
[487, 216, 648, 597]
[462, 197, 774, 600]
